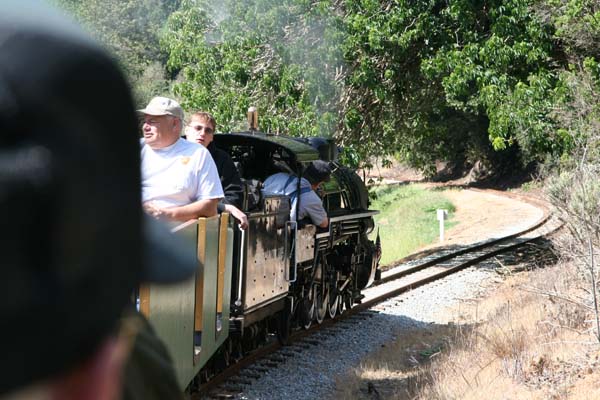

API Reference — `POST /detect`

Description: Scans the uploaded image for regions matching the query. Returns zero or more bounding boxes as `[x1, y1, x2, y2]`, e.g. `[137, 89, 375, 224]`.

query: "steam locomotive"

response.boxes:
[139, 116, 381, 389]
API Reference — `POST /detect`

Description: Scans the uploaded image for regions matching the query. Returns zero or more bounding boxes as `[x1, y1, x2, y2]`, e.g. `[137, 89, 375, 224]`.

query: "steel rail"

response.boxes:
[194, 193, 560, 397]
[376, 206, 550, 286]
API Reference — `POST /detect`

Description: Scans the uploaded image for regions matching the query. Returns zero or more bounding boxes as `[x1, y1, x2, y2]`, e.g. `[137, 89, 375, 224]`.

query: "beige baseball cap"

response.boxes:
[137, 96, 184, 120]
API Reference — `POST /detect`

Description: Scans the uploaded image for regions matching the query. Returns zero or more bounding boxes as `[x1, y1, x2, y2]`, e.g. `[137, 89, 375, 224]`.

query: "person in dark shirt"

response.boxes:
[185, 112, 248, 229]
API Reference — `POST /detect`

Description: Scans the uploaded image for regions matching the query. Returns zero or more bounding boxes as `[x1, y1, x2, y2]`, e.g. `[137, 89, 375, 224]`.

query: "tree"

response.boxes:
[163, 0, 344, 137]
[57, 0, 584, 174]
[338, 0, 570, 171]
[53, 0, 179, 103]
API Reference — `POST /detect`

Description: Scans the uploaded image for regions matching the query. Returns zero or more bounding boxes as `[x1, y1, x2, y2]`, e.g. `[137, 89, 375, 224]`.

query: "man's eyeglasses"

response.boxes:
[187, 124, 214, 134]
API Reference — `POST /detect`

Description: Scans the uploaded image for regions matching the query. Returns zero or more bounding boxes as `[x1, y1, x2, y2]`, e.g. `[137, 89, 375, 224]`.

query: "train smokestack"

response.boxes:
[247, 106, 258, 132]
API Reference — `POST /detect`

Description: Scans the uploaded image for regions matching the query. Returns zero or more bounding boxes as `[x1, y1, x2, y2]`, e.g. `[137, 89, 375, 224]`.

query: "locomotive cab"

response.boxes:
[213, 131, 381, 335]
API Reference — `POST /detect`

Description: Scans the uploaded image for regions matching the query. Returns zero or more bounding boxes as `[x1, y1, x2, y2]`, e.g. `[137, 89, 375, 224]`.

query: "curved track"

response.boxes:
[193, 191, 561, 398]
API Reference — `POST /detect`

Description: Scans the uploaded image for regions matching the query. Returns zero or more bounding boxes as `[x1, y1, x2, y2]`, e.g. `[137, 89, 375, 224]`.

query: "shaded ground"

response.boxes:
[331, 239, 600, 400]
[364, 158, 537, 190]
[329, 163, 571, 399]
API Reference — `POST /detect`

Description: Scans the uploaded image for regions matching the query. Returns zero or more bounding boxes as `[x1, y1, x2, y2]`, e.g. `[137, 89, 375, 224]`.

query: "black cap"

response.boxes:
[303, 160, 332, 185]
[0, 1, 196, 395]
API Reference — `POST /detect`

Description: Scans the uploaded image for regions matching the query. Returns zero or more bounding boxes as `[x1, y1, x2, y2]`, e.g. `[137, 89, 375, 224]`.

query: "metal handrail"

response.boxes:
[285, 220, 298, 282]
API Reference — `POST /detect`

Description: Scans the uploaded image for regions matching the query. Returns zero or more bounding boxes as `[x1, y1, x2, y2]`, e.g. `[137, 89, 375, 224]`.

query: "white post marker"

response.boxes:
[437, 209, 448, 243]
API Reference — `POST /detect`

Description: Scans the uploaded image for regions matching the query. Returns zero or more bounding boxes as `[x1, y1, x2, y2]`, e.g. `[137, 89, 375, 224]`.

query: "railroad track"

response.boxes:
[194, 195, 561, 399]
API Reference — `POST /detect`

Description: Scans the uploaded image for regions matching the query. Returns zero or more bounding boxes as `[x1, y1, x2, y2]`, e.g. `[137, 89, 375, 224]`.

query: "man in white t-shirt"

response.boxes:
[262, 160, 331, 228]
[139, 97, 224, 221]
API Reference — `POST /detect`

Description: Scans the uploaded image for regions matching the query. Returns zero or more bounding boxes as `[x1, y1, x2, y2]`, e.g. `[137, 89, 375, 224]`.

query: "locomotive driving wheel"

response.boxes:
[314, 257, 332, 324]
[232, 338, 243, 362]
[328, 284, 339, 319]
[337, 290, 352, 315]
[214, 338, 233, 370]
[337, 291, 345, 315]
[301, 293, 314, 330]
[314, 287, 328, 324]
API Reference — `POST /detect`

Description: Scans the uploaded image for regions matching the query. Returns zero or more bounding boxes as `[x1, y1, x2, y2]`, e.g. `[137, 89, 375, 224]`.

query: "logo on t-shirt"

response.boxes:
[180, 156, 190, 165]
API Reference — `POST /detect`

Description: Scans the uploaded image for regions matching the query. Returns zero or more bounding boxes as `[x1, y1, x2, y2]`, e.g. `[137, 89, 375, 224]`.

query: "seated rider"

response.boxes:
[139, 97, 224, 221]
[185, 111, 248, 229]
[262, 160, 331, 228]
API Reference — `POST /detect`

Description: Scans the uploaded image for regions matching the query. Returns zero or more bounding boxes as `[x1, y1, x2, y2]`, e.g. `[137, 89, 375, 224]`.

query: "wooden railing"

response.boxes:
[138, 213, 233, 389]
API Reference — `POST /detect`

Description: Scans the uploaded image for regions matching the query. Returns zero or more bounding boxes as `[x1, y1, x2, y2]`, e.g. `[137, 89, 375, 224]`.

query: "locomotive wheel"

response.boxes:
[328, 291, 339, 319]
[337, 292, 345, 315]
[343, 291, 352, 312]
[199, 367, 211, 383]
[301, 297, 314, 330]
[232, 339, 243, 362]
[225, 339, 235, 365]
[315, 289, 328, 325]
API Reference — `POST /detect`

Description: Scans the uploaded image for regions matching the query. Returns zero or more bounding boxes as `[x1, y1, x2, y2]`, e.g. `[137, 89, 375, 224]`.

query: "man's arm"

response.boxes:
[303, 192, 329, 228]
[144, 198, 219, 221]
[222, 204, 249, 229]
[317, 216, 329, 229]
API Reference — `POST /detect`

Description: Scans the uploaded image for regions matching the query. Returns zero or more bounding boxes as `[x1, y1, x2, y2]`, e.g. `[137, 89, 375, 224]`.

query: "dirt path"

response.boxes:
[428, 188, 545, 249]
[366, 160, 546, 250]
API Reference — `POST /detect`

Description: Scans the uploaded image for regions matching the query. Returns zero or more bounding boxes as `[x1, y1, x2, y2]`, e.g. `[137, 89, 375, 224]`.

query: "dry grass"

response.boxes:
[330, 325, 460, 399]
[331, 242, 600, 400]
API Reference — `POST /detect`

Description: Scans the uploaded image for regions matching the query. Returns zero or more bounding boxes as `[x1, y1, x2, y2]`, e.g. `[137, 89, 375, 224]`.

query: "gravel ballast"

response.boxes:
[226, 262, 499, 400]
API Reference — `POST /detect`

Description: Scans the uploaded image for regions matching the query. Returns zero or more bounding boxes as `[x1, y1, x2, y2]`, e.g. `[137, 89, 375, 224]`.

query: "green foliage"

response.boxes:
[163, 0, 344, 134]
[339, 1, 448, 167]
[162, 0, 557, 172]
[337, 0, 571, 171]
[54, 0, 600, 174]
[419, 0, 564, 162]
[539, 1, 600, 166]
[53, 0, 178, 104]
[370, 184, 456, 265]
[546, 0, 600, 59]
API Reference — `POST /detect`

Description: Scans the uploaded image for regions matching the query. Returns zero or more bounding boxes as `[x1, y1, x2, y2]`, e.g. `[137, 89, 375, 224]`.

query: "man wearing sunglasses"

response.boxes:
[185, 112, 248, 229]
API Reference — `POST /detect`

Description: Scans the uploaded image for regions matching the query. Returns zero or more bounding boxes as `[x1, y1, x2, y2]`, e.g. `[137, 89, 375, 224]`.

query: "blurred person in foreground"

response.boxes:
[185, 111, 248, 229]
[0, 1, 195, 399]
[139, 98, 224, 221]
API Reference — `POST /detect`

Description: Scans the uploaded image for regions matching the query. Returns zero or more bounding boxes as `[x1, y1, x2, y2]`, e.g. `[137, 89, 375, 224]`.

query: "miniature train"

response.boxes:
[139, 125, 381, 390]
